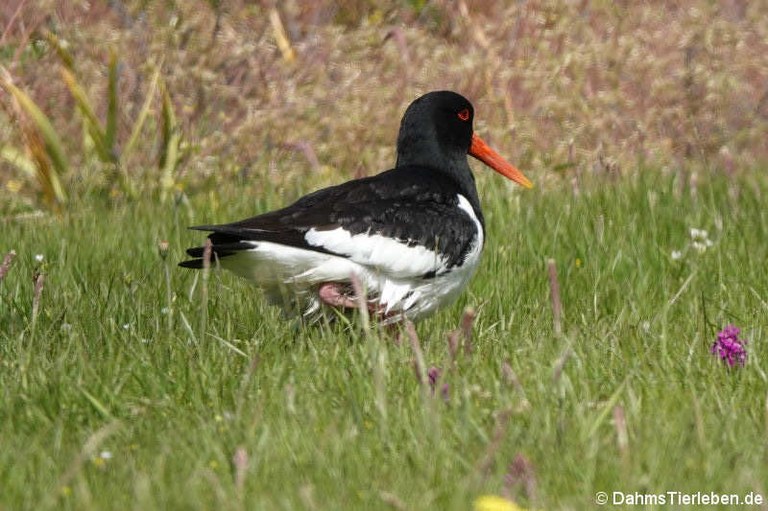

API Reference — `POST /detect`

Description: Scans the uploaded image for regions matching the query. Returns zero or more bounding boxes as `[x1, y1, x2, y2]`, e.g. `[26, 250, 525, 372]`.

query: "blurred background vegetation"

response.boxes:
[1, 0, 767, 213]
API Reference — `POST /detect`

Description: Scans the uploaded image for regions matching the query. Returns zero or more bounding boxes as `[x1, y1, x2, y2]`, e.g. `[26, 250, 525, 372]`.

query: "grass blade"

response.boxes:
[586, 379, 627, 439]
[104, 49, 118, 158]
[79, 388, 114, 420]
[43, 31, 75, 71]
[269, 8, 295, 63]
[60, 67, 110, 163]
[159, 82, 181, 202]
[1, 145, 37, 179]
[123, 64, 161, 161]
[0, 69, 68, 205]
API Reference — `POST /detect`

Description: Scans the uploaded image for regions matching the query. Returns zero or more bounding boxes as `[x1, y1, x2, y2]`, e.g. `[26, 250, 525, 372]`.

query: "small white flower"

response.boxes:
[692, 241, 714, 253]
[671, 250, 683, 260]
[34, 254, 44, 263]
[122, 323, 130, 330]
[99, 451, 113, 460]
[689, 227, 714, 253]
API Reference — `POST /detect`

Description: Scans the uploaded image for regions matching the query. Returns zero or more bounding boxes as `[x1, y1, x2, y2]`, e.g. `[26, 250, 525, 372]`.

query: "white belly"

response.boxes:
[219, 240, 481, 323]
[217, 194, 484, 323]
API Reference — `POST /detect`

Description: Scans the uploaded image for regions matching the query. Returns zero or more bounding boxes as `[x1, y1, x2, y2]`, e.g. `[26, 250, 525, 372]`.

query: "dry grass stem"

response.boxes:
[405, 320, 427, 389]
[613, 404, 630, 465]
[504, 453, 538, 504]
[232, 446, 248, 494]
[460, 306, 476, 354]
[502, 360, 530, 412]
[349, 272, 369, 332]
[447, 328, 460, 362]
[198, 238, 212, 341]
[269, 8, 295, 63]
[547, 259, 562, 336]
[477, 407, 513, 475]
[0, 250, 16, 281]
[31, 269, 44, 323]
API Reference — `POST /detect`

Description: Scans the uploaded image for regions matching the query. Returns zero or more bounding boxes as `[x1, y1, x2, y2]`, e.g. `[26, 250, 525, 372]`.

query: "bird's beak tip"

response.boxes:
[469, 133, 533, 189]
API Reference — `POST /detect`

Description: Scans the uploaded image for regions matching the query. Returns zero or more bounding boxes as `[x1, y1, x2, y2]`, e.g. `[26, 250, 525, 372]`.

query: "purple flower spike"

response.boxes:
[427, 367, 441, 387]
[711, 325, 747, 367]
[427, 366, 450, 401]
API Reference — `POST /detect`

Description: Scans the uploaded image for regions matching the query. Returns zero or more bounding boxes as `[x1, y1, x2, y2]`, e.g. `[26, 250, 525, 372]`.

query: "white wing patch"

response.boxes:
[304, 227, 448, 278]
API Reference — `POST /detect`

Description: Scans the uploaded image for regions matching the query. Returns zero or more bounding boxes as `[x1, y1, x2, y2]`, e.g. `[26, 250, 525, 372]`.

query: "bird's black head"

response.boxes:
[395, 90, 533, 194]
[396, 90, 475, 170]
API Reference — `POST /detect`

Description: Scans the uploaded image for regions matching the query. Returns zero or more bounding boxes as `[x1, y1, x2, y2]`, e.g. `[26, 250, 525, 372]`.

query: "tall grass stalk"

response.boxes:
[198, 238, 212, 343]
[0, 251, 16, 282]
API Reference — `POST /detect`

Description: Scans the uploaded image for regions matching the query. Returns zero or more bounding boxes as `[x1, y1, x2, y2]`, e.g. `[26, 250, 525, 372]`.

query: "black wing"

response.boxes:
[179, 166, 482, 273]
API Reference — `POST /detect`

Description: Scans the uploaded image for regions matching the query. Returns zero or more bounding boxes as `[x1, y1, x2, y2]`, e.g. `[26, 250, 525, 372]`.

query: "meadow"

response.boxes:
[2, 2, 768, 510]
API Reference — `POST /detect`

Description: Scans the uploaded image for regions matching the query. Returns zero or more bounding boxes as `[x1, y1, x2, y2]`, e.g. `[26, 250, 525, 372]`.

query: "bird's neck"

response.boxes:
[395, 131, 479, 193]
[396, 138, 483, 221]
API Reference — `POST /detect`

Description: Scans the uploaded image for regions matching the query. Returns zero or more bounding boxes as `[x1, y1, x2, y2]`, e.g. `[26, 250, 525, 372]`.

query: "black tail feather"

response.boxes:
[179, 239, 255, 269]
[178, 223, 326, 270]
[184, 241, 254, 258]
[178, 259, 205, 269]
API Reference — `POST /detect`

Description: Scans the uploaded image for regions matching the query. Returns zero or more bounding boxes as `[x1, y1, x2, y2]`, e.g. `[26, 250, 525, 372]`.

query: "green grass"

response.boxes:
[1, 170, 767, 510]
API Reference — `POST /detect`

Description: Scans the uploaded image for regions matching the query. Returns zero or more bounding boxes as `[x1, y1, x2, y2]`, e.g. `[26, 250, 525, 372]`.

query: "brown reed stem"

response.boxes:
[0, 250, 16, 282]
[504, 453, 538, 504]
[447, 328, 460, 362]
[460, 306, 476, 355]
[406, 320, 427, 389]
[32, 270, 45, 324]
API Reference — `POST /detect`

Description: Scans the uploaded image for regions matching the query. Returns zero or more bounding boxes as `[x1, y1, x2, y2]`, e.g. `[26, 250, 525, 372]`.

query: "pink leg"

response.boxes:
[318, 282, 359, 309]
[317, 282, 405, 326]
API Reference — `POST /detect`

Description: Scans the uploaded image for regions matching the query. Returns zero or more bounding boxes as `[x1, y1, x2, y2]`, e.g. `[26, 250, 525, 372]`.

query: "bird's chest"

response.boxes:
[385, 227, 484, 319]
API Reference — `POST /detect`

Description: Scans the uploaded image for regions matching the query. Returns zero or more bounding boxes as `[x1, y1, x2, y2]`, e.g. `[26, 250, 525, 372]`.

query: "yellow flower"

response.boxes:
[6, 179, 22, 193]
[474, 495, 529, 511]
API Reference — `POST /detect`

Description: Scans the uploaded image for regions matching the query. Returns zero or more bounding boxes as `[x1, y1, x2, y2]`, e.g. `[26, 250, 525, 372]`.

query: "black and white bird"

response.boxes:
[180, 91, 533, 323]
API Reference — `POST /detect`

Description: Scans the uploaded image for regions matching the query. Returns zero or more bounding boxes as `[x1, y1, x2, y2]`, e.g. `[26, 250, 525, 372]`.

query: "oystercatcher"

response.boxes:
[180, 91, 532, 323]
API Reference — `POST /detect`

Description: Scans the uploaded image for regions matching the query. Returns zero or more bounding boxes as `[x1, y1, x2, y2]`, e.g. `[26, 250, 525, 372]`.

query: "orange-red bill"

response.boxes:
[469, 133, 533, 189]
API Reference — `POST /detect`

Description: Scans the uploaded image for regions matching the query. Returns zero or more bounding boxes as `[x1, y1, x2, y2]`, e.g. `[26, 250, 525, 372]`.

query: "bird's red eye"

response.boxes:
[457, 108, 470, 121]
